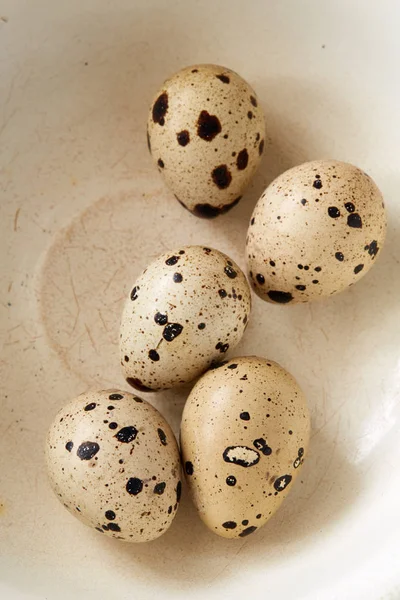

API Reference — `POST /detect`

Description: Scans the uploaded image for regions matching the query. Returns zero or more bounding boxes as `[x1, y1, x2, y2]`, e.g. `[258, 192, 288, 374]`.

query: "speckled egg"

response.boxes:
[46, 389, 182, 543]
[246, 160, 387, 303]
[180, 356, 310, 539]
[147, 64, 266, 218]
[120, 246, 251, 391]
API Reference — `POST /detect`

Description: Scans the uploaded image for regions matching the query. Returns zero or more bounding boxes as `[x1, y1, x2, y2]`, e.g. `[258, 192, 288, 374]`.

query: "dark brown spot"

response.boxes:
[154, 312, 168, 325]
[163, 323, 183, 342]
[165, 255, 179, 266]
[354, 264, 364, 274]
[366, 240, 379, 258]
[247, 111, 253, 119]
[152, 92, 168, 126]
[176, 481, 182, 502]
[256, 273, 265, 284]
[222, 521, 237, 529]
[335, 252, 344, 261]
[239, 526, 257, 537]
[154, 482, 166, 495]
[193, 196, 241, 218]
[267, 290, 293, 303]
[177, 130, 190, 146]
[236, 149, 249, 170]
[347, 213, 363, 228]
[115, 426, 138, 443]
[250, 95, 257, 107]
[197, 110, 221, 141]
[345, 202, 355, 213]
[77, 441, 99, 460]
[146, 130, 151, 153]
[274, 474, 292, 492]
[259, 139, 264, 155]
[313, 179, 323, 189]
[328, 206, 340, 218]
[216, 74, 230, 84]
[224, 265, 237, 279]
[126, 477, 143, 495]
[212, 165, 232, 189]
[148, 349, 160, 361]
[157, 159, 164, 168]
[158, 428, 167, 446]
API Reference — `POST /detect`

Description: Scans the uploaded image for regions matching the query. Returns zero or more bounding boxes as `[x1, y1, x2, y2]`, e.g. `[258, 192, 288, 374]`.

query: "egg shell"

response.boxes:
[46, 389, 182, 543]
[120, 246, 251, 391]
[246, 160, 387, 304]
[147, 64, 266, 218]
[180, 356, 310, 539]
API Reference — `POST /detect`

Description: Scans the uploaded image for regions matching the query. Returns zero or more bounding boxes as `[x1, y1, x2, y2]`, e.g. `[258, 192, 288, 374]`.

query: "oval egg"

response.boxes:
[147, 64, 266, 218]
[46, 389, 182, 542]
[180, 356, 310, 539]
[120, 246, 251, 391]
[246, 160, 387, 303]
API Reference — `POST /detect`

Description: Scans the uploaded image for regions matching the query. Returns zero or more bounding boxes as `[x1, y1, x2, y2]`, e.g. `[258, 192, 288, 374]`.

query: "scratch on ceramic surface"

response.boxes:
[27, 215, 46, 233]
[79, 212, 88, 235]
[97, 309, 109, 333]
[311, 394, 350, 438]
[66, 331, 86, 354]
[67, 257, 81, 333]
[103, 266, 122, 293]
[320, 326, 329, 342]
[84, 322, 98, 354]
[13, 207, 21, 231]
[111, 149, 131, 169]
[206, 542, 248, 586]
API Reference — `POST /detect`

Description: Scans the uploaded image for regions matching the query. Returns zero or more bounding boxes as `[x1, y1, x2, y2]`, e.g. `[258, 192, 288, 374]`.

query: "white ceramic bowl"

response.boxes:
[1, 1, 399, 599]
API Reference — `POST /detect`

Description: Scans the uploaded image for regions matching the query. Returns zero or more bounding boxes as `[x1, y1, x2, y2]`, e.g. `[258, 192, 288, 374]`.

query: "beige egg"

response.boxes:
[147, 64, 266, 218]
[46, 389, 182, 543]
[120, 246, 251, 391]
[246, 160, 387, 303]
[180, 356, 310, 539]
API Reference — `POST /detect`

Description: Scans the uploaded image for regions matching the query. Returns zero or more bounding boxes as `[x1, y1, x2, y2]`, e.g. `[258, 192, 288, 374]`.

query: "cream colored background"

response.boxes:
[1, 1, 400, 599]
